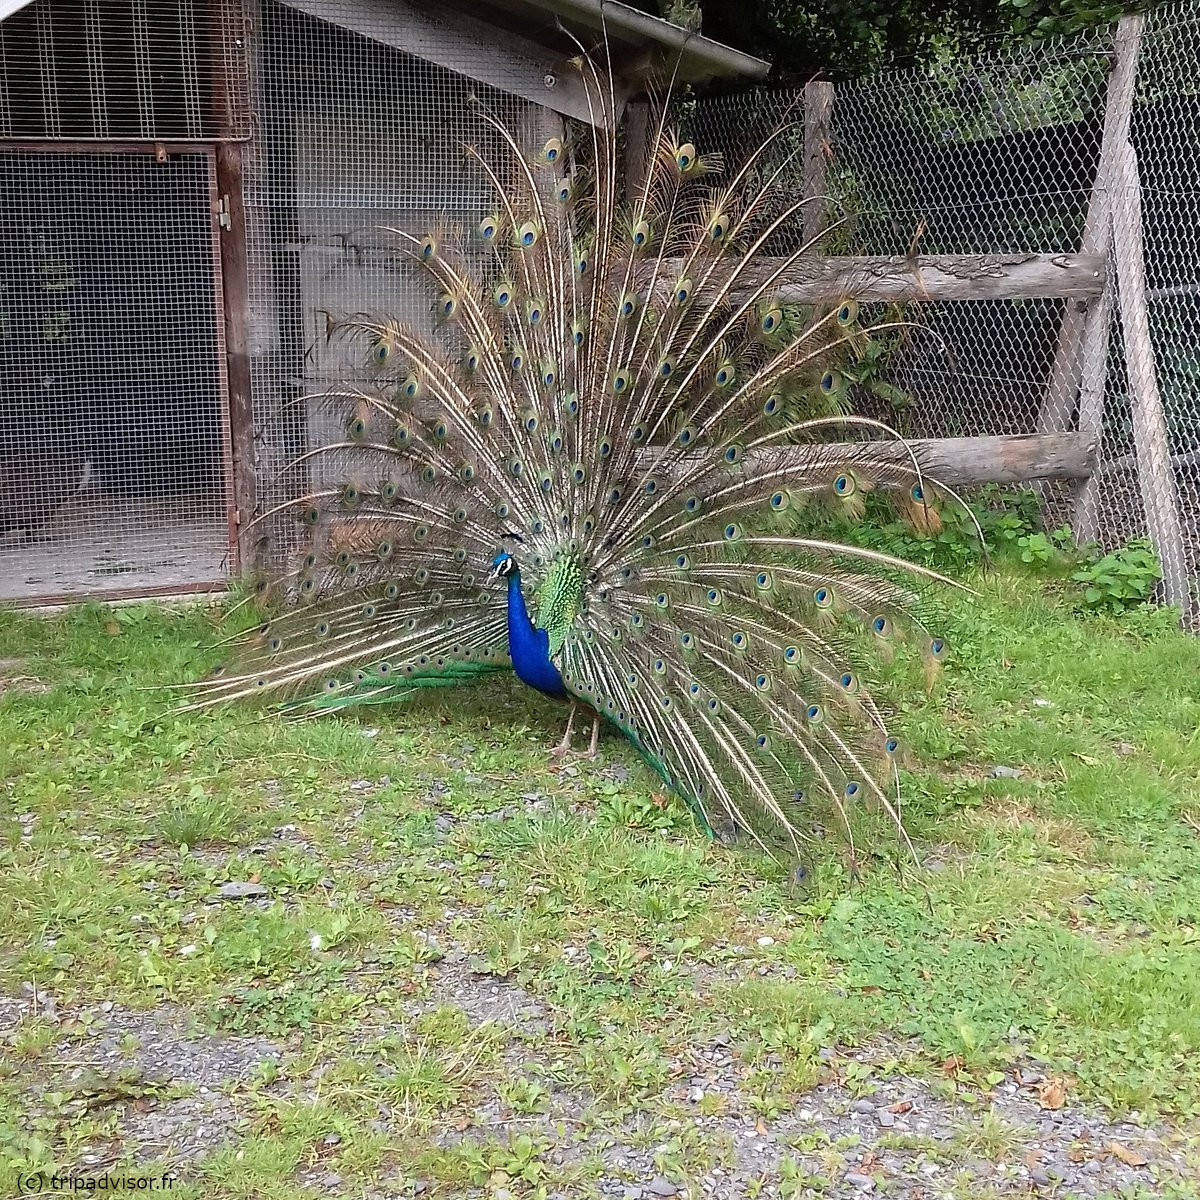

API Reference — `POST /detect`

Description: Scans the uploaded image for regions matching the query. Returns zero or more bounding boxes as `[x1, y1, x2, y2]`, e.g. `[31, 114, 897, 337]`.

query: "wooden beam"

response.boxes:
[1071, 267, 1117, 544]
[802, 81, 833, 248]
[1111, 139, 1193, 618]
[651, 252, 1105, 304]
[1038, 14, 1143, 433]
[652, 433, 1097, 487]
[280, 0, 606, 126]
[623, 99, 651, 204]
[215, 140, 260, 573]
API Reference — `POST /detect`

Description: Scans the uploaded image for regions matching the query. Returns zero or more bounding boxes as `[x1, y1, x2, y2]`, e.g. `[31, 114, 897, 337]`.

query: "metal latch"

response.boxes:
[217, 195, 232, 230]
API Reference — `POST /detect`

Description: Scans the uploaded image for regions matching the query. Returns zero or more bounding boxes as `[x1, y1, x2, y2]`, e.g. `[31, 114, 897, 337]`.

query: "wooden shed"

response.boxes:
[0, 0, 766, 605]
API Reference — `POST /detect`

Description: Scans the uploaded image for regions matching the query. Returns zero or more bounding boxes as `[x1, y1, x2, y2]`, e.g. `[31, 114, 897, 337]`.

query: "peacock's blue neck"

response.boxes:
[505, 570, 568, 699]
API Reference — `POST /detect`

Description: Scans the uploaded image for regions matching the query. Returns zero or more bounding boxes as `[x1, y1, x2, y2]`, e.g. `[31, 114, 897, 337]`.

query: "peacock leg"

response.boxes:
[577, 713, 601, 760]
[549, 701, 578, 757]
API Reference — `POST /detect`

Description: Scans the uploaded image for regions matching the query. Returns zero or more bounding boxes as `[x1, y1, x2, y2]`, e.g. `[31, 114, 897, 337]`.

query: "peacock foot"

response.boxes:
[549, 710, 601, 760]
[549, 702, 578, 758]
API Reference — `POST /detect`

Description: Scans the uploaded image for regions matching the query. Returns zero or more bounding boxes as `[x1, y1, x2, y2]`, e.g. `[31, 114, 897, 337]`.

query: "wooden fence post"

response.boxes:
[802, 81, 834, 248]
[1111, 139, 1194, 619]
[1037, 14, 1143, 435]
[1071, 268, 1116, 544]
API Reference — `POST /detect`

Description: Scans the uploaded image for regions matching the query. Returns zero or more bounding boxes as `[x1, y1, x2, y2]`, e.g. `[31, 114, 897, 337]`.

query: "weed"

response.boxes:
[1072, 538, 1164, 613]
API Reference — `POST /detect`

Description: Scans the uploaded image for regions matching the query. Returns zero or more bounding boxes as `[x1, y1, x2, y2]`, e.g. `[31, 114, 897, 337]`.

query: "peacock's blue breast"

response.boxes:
[505, 572, 568, 699]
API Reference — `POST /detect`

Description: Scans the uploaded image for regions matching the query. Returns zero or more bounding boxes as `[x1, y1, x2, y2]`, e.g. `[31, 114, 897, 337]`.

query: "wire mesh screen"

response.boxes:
[0, 150, 231, 603]
[242, 0, 538, 566]
[0, 0, 251, 141]
[695, 2, 1200, 614]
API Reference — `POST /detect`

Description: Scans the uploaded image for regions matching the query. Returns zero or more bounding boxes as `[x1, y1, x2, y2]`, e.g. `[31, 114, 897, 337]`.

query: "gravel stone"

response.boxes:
[213, 881, 269, 900]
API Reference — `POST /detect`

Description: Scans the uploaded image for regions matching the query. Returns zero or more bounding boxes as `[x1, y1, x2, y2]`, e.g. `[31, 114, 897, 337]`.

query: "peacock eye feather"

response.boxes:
[478, 214, 500, 240]
[516, 219, 541, 248]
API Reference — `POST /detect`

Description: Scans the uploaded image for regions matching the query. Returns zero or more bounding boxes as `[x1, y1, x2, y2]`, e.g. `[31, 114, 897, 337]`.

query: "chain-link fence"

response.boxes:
[4, 0, 1196, 613]
[698, 3, 1200, 616]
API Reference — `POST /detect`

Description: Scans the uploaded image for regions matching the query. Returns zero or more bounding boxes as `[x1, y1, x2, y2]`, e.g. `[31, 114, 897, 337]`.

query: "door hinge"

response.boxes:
[217, 195, 232, 231]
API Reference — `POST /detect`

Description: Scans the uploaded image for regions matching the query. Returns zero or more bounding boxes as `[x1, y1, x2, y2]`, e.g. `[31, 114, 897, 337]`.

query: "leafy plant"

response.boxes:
[1017, 526, 1074, 566]
[1072, 538, 1163, 613]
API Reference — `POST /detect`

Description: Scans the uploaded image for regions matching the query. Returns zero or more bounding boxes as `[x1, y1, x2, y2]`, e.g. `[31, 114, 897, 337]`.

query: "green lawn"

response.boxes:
[1, 570, 1199, 1197]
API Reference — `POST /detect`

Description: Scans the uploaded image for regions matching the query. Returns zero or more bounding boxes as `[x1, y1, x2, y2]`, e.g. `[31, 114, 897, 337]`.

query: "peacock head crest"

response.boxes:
[487, 549, 520, 582]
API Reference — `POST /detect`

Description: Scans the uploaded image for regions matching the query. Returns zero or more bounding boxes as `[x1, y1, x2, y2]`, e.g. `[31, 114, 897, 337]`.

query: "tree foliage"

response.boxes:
[642, 0, 1143, 82]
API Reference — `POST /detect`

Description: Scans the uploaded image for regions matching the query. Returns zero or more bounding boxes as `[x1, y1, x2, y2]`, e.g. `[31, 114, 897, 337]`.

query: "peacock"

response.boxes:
[187, 39, 969, 863]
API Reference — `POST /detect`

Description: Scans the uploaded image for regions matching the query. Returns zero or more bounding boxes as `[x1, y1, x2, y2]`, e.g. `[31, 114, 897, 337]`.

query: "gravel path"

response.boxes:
[5, 965, 1196, 1198]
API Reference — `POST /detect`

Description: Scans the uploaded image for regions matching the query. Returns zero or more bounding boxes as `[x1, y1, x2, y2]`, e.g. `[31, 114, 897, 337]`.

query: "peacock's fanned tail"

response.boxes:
[187, 40, 968, 860]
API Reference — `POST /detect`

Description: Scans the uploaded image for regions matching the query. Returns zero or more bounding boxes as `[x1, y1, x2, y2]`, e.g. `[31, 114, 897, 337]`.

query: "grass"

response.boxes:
[1, 569, 1199, 1196]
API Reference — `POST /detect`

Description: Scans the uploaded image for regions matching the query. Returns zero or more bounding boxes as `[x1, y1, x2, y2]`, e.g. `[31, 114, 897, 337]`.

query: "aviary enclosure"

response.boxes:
[0, 0, 1197, 620]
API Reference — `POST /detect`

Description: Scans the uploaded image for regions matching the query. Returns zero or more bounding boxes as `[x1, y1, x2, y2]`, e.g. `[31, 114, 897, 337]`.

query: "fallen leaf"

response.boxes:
[1107, 1142, 1148, 1167]
[889, 1099, 913, 1113]
[942, 1055, 964, 1077]
[1038, 1077, 1068, 1110]
[1073, 752, 1099, 766]
[755, 1118, 769, 1136]
[104, 621, 121, 636]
